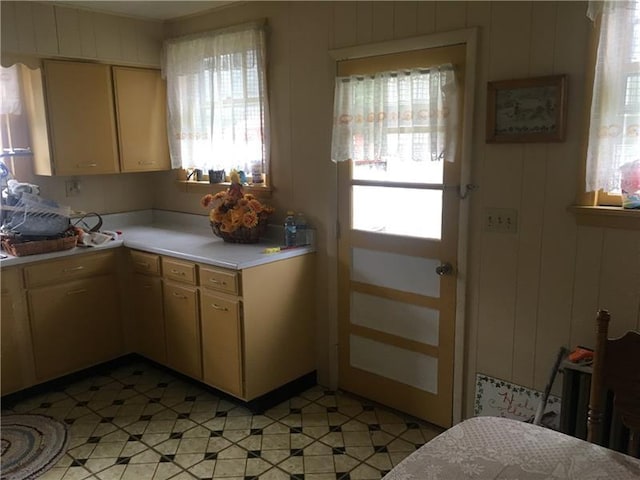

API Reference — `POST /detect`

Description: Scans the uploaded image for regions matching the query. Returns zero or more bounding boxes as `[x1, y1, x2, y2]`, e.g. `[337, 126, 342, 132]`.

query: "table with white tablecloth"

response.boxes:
[383, 416, 640, 479]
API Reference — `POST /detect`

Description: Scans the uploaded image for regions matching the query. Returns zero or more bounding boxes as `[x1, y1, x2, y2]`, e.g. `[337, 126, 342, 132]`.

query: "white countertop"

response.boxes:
[1, 210, 315, 270]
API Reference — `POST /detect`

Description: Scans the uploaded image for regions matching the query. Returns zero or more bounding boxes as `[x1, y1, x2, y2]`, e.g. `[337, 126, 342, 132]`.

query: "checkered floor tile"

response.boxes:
[2, 359, 443, 479]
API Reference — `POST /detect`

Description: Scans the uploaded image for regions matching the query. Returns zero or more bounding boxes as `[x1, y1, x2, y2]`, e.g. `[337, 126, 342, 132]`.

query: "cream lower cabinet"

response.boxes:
[200, 290, 242, 397]
[127, 251, 202, 379]
[1, 246, 313, 400]
[162, 255, 202, 380]
[199, 255, 316, 401]
[240, 255, 316, 400]
[129, 250, 165, 364]
[25, 251, 123, 382]
[127, 250, 315, 402]
[163, 282, 201, 379]
[130, 273, 165, 364]
[1, 268, 36, 395]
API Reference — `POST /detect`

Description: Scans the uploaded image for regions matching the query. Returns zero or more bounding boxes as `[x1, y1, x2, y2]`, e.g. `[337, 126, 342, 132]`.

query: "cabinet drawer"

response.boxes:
[200, 266, 239, 295]
[1, 268, 23, 293]
[24, 251, 115, 288]
[130, 250, 161, 275]
[163, 257, 197, 285]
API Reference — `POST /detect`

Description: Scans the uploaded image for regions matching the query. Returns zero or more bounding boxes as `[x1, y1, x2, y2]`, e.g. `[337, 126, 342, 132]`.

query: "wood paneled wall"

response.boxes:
[3, 1, 638, 420]
[1, 1, 163, 66]
[164, 1, 640, 418]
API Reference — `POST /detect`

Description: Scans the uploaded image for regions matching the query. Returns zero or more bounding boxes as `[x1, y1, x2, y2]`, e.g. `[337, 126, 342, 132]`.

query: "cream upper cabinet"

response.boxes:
[39, 60, 120, 175]
[22, 60, 170, 176]
[113, 67, 170, 172]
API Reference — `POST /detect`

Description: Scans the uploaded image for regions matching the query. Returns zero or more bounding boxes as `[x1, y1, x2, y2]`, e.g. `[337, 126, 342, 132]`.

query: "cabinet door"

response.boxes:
[43, 60, 119, 175]
[163, 281, 201, 379]
[200, 290, 242, 397]
[1, 269, 35, 395]
[28, 274, 122, 381]
[113, 67, 170, 172]
[131, 273, 166, 364]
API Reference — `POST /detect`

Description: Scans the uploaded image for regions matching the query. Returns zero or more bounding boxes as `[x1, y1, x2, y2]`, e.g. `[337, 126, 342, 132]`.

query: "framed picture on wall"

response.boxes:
[486, 75, 567, 143]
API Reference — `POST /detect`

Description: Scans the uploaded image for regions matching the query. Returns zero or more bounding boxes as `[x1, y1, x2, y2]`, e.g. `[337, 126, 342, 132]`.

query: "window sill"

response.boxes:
[568, 205, 640, 230]
[176, 180, 273, 198]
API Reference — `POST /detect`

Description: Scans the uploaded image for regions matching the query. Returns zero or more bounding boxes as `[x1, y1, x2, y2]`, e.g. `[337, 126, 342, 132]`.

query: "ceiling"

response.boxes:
[53, 1, 235, 21]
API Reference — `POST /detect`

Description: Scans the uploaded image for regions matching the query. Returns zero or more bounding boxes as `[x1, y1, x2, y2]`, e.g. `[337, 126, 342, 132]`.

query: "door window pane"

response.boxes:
[350, 334, 438, 394]
[350, 291, 440, 346]
[352, 247, 441, 297]
[352, 145, 444, 184]
[352, 186, 442, 239]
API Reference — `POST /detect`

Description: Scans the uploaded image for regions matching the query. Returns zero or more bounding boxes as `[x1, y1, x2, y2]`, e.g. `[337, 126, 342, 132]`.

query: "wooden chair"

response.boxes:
[587, 309, 640, 457]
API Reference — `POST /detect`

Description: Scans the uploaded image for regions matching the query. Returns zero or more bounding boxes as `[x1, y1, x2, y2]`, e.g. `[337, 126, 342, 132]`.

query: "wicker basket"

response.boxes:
[210, 216, 268, 244]
[1, 234, 78, 257]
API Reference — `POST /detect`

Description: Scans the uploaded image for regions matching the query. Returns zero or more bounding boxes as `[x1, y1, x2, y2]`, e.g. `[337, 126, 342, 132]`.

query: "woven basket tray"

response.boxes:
[1, 234, 78, 257]
[210, 217, 268, 244]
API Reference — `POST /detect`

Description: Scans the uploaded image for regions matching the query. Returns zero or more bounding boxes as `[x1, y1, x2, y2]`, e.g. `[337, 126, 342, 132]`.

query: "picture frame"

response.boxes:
[486, 75, 567, 143]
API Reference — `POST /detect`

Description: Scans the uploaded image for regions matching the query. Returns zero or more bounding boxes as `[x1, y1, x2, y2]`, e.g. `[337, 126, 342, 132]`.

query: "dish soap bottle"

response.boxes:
[284, 211, 297, 247]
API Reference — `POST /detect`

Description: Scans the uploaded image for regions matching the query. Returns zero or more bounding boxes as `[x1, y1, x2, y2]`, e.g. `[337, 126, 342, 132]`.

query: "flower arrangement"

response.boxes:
[201, 170, 274, 243]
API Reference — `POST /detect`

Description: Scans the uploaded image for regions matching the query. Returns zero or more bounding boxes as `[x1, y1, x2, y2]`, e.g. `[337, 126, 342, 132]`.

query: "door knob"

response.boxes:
[435, 262, 454, 276]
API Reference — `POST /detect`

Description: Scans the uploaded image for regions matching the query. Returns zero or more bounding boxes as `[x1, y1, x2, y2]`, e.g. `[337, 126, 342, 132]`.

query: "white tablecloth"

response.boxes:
[383, 416, 640, 479]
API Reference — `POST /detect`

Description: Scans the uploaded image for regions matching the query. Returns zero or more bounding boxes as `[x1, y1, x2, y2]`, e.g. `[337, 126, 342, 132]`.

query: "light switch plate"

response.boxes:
[483, 207, 518, 233]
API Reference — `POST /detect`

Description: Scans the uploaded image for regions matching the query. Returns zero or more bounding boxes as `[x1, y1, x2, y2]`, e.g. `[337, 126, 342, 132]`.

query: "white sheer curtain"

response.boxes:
[1, 65, 23, 154]
[585, 0, 640, 192]
[331, 65, 458, 165]
[162, 23, 269, 177]
[0, 65, 22, 116]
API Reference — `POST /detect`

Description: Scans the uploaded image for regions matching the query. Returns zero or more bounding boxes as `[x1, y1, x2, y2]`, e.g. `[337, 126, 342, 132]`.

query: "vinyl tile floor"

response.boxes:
[1, 359, 444, 480]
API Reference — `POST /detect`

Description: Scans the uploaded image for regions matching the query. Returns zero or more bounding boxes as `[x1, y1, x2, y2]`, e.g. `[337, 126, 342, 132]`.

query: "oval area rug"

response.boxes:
[1, 414, 69, 480]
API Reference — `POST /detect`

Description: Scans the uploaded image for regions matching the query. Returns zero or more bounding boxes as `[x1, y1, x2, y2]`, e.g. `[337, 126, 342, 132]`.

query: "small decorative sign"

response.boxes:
[486, 75, 567, 143]
[474, 373, 561, 430]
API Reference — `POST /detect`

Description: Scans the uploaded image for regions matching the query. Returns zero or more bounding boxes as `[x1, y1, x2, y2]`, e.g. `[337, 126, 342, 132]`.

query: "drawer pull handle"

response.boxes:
[209, 279, 226, 285]
[138, 161, 156, 165]
[173, 292, 188, 299]
[136, 262, 150, 269]
[76, 163, 97, 168]
[171, 269, 186, 276]
[66, 288, 87, 296]
[211, 303, 229, 311]
[63, 266, 85, 273]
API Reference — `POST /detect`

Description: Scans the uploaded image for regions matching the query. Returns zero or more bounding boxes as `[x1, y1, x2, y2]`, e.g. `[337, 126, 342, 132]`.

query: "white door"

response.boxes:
[337, 45, 465, 428]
